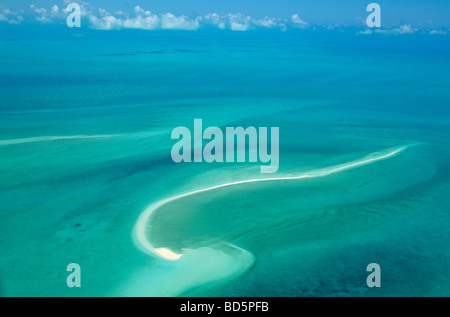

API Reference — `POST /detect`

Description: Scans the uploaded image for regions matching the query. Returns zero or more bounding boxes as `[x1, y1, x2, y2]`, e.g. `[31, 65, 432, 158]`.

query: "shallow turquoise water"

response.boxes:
[0, 25, 449, 296]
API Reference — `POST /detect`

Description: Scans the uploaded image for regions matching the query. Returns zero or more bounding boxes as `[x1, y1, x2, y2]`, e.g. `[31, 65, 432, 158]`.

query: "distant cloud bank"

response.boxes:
[0, 1, 447, 35]
[357, 24, 447, 35]
[0, 2, 303, 31]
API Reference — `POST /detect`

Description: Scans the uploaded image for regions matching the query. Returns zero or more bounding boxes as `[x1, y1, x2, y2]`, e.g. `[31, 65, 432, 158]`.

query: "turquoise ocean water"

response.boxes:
[0, 25, 449, 296]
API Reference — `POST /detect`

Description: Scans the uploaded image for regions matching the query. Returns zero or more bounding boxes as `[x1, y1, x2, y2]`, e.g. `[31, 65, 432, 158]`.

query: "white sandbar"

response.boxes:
[134, 145, 410, 261]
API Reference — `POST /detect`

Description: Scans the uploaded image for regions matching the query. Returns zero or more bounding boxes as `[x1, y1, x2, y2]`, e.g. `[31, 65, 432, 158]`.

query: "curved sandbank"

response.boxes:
[0, 130, 170, 147]
[134, 145, 411, 261]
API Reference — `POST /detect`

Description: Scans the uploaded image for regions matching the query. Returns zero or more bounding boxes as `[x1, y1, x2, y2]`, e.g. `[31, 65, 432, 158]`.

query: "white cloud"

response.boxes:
[429, 29, 447, 35]
[123, 15, 160, 30]
[253, 17, 275, 28]
[161, 13, 200, 30]
[88, 14, 160, 30]
[35, 16, 51, 23]
[291, 14, 309, 28]
[88, 12, 201, 30]
[230, 22, 248, 31]
[35, 8, 47, 14]
[30, 6, 53, 23]
[0, 7, 24, 24]
[375, 24, 416, 35]
[393, 24, 415, 34]
[254, 18, 276, 28]
[50, 5, 61, 18]
[97, 8, 109, 17]
[203, 13, 226, 29]
[228, 13, 251, 31]
[134, 6, 151, 16]
[254, 17, 287, 31]
[356, 24, 445, 36]
[202, 13, 288, 31]
[88, 15, 117, 30]
[357, 29, 373, 35]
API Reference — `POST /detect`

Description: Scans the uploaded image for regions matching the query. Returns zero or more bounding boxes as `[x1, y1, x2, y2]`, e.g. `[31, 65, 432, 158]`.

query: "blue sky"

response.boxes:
[1, 0, 450, 29]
